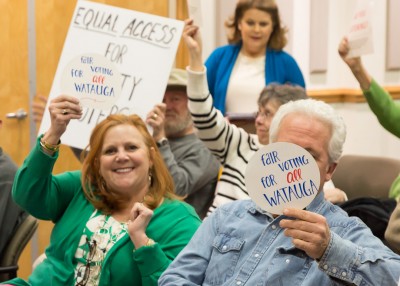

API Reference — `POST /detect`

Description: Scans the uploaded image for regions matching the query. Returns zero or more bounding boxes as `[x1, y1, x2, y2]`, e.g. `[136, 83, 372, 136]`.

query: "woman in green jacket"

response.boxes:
[2, 95, 201, 286]
[339, 37, 400, 200]
[339, 37, 400, 253]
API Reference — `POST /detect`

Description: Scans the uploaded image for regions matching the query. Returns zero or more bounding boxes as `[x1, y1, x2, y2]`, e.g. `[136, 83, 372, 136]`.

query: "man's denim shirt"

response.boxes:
[159, 192, 400, 285]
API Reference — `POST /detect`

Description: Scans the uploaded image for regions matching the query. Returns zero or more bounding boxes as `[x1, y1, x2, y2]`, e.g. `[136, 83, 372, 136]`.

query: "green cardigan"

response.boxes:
[363, 79, 400, 199]
[4, 140, 201, 286]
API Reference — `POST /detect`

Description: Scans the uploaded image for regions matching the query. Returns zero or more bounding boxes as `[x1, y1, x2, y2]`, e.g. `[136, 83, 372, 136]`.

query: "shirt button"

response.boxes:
[285, 259, 290, 263]
[332, 268, 337, 274]
[323, 264, 328, 270]
[222, 245, 227, 251]
[341, 271, 347, 277]
[236, 281, 242, 285]
[271, 225, 277, 230]
[254, 253, 259, 258]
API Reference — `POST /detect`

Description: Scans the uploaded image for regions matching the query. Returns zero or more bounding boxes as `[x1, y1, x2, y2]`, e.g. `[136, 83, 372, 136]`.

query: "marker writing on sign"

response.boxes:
[121, 18, 177, 46]
[262, 179, 318, 207]
[261, 174, 277, 188]
[74, 7, 118, 34]
[74, 83, 115, 97]
[121, 73, 142, 101]
[261, 151, 280, 166]
[287, 168, 302, 183]
[79, 105, 130, 125]
[277, 155, 309, 172]
[350, 22, 368, 33]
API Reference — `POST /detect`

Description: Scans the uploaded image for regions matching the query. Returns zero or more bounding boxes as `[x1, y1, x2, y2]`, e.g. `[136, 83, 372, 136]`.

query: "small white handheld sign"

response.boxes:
[347, 0, 374, 58]
[187, 0, 203, 27]
[61, 53, 122, 110]
[245, 142, 320, 215]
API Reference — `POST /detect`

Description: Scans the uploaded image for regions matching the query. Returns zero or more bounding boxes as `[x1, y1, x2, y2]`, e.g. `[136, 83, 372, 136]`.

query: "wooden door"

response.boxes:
[0, 1, 31, 279]
[0, 0, 173, 279]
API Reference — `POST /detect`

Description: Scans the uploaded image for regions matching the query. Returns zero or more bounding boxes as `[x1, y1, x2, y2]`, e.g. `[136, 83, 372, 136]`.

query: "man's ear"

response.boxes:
[325, 162, 337, 182]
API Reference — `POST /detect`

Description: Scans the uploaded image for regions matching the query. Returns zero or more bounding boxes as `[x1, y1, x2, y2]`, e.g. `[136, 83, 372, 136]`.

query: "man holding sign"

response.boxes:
[158, 25, 400, 286]
[160, 100, 400, 285]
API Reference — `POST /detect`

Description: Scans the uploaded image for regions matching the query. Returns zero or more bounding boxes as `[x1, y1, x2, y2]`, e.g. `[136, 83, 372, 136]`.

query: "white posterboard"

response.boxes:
[245, 142, 320, 215]
[38, 0, 184, 149]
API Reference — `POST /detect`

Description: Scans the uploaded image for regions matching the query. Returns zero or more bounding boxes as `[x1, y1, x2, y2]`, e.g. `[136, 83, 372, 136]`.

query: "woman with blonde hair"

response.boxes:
[3, 95, 201, 286]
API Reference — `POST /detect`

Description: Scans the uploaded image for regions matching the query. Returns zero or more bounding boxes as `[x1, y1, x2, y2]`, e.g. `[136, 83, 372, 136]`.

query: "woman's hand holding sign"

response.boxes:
[42, 95, 82, 153]
[280, 208, 331, 260]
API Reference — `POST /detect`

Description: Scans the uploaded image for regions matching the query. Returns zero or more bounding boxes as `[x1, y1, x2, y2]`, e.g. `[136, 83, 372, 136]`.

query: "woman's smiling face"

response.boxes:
[99, 124, 152, 196]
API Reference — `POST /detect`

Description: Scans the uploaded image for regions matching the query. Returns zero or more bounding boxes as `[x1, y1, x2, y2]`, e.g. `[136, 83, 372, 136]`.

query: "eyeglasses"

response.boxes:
[255, 110, 273, 120]
[75, 238, 102, 286]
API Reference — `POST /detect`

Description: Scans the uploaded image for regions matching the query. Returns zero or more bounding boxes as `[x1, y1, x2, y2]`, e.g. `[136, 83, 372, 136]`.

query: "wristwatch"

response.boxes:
[156, 137, 168, 147]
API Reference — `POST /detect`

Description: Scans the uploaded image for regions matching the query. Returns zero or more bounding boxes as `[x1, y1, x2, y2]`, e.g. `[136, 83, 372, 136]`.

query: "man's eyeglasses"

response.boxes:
[75, 238, 103, 286]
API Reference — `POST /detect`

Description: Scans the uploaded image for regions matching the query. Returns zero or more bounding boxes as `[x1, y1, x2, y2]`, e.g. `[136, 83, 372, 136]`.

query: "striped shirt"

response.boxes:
[187, 68, 334, 216]
[188, 68, 263, 215]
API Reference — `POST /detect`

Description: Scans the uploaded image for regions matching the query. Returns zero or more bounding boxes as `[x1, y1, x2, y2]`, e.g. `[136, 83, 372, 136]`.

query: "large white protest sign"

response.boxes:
[245, 142, 320, 215]
[347, 0, 374, 58]
[39, 1, 184, 149]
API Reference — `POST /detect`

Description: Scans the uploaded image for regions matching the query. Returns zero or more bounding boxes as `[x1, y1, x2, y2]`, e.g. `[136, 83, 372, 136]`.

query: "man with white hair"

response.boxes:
[159, 98, 400, 285]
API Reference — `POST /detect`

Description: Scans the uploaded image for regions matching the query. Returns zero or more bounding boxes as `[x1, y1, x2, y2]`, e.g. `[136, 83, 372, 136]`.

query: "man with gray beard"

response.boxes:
[146, 69, 220, 219]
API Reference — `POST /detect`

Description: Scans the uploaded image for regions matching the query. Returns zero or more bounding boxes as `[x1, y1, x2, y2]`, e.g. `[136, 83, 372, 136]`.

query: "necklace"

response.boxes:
[74, 211, 129, 286]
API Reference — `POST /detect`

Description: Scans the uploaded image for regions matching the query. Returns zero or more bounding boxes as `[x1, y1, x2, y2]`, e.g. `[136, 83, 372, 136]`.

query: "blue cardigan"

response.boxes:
[205, 43, 305, 114]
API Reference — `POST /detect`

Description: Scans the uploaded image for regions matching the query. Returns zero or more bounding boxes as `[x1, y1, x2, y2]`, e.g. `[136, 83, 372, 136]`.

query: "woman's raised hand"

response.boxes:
[338, 37, 362, 71]
[44, 95, 82, 145]
[183, 19, 204, 72]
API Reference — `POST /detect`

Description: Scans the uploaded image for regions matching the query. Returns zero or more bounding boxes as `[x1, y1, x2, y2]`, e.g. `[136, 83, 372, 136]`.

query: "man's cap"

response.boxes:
[167, 68, 187, 88]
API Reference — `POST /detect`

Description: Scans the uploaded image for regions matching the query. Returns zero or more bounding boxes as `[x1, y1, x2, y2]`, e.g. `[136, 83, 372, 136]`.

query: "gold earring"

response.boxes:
[148, 172, 153, 186]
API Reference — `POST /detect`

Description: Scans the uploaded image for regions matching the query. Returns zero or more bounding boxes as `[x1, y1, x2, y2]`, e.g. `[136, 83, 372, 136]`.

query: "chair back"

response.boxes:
[0, 215, 38, 281]
[332, 154, 400, 199]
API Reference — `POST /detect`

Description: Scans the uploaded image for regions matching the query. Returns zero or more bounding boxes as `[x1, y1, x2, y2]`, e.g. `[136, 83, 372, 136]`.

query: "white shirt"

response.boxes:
[225, 52, 265, 115]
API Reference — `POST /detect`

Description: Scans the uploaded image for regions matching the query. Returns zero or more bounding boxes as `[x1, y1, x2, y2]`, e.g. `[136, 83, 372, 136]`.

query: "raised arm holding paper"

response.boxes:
[339, 34, 400, 254]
